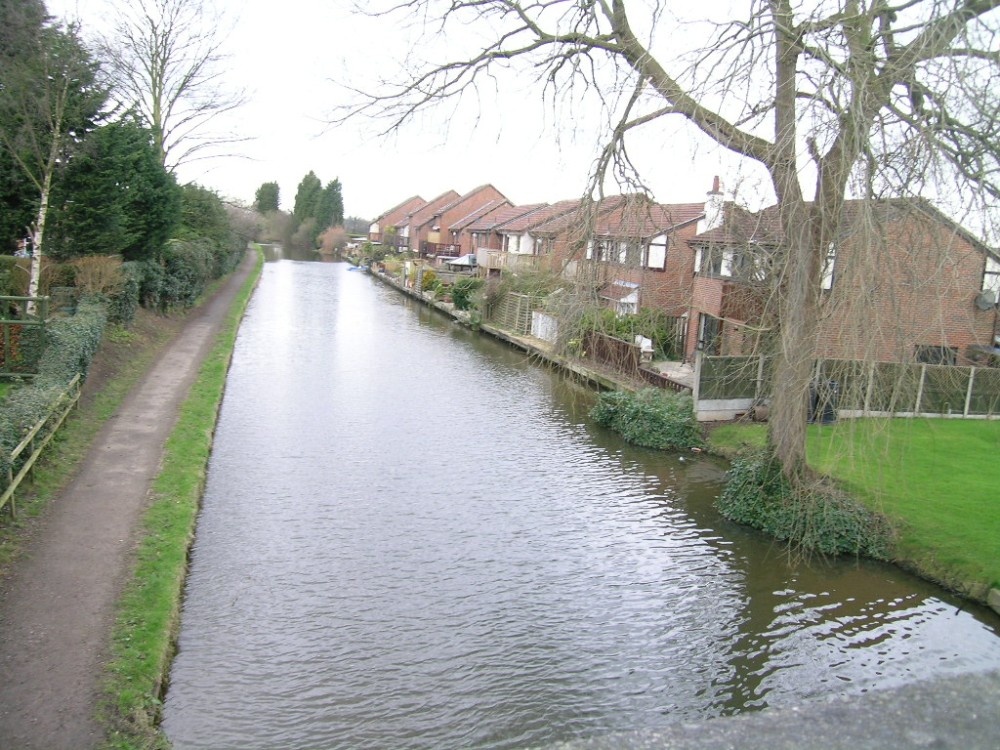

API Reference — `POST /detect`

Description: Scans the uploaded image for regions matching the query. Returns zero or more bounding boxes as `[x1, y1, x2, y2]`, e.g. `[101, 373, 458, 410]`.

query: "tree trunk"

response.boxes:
[26, 138, 57, 316]
[766, 198, 822, 479]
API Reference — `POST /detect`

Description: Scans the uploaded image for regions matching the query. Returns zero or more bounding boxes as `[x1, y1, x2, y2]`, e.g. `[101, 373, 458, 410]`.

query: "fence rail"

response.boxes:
[693, 354, 1000, 421]
[1, 295, 50, 377]
[1, 374, 81, 518]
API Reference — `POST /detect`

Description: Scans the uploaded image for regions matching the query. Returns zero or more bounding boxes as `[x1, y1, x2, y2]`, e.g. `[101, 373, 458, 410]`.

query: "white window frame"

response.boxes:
[821, 242, 836, 291]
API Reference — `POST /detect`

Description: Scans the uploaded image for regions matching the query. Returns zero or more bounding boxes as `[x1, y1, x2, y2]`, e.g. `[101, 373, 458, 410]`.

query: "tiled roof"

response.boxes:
[690, 198, 988, 250]
[593, 201, 705, 238]
[499, 199, 581, 233]
[406, 190, 461, 228]
[450, 199, 511, 231]
[374, 195, 424, 223]
[528, 196, 705, 239]
[468, 203, 547, 232]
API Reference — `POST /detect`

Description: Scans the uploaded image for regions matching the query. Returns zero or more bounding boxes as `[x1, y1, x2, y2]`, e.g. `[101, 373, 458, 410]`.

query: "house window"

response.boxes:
[983, 256, 1000, 294]
[617, 241, 643, 265]
[697, 248, 736, 277]
[915, 345, 957, 365]
[821, 243, 837, 290]
[587, 240, 609, 262]
[645, 234, 668, 271]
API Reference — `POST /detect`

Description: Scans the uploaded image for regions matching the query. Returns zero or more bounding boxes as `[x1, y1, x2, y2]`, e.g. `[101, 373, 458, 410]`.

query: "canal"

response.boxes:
[162, 258, 1000, 749]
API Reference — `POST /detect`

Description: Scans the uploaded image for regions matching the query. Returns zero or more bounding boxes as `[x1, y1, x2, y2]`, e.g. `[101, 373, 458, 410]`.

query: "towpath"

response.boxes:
[0, 251, 255, 750]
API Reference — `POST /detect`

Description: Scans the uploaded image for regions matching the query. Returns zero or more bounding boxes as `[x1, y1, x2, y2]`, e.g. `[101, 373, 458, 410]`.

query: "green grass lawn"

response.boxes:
[0, 382, 9, 401]
[708, 419, 1000, 592]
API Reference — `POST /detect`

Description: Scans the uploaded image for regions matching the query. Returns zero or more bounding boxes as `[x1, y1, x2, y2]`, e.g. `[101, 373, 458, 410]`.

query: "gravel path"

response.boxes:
[0, 252, 255, 750]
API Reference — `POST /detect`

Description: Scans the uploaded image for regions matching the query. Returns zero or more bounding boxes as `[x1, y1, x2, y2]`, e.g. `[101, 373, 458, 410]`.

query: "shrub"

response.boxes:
[576, 307, 683, 359]
[717, 451, 894, 559]
[451, 276, 484, 310]
[0, 297, 106, 480]
[139, 239, 215, 311]
[71, 256, 125, 298]
[421, 269, 438, 292]
[35, 297, 107, 387]
[107, 262, 142, 325]
[590, 388, 703, 450]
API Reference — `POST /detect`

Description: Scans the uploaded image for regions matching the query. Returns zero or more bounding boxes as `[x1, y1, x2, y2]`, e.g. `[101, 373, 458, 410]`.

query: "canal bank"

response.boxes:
[162, 260, 999, 749]
[368, 266, 646, 394]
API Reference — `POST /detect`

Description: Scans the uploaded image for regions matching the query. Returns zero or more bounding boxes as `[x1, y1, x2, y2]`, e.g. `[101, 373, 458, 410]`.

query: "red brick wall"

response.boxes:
[816, 212, 994, 363]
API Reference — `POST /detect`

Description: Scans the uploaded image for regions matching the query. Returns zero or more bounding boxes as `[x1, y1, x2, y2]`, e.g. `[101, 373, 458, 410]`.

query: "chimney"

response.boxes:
[697, 176, 725, 235]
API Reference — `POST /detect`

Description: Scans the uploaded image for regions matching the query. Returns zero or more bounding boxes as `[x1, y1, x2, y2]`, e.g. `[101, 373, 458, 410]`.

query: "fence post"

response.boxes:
[965, 367, 975, 417]
[5, 464, 12, 518]
[692, 350, 703, 405]
[755, 354, 765, 403]
[915, 365, 926, 414]
[863, 361, 875, 416]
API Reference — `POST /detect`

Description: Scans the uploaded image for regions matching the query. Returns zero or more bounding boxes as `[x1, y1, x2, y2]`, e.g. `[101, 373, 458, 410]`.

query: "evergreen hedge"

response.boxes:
[0, 297, 106, 482]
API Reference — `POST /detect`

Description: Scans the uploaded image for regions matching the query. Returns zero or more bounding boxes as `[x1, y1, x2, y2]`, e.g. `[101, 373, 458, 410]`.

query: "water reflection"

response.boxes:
[163, 260, 1000, 750]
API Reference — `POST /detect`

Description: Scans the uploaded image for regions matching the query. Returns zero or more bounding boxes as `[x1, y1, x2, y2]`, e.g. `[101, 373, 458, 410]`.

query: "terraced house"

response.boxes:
[372, 178, 1000, 367]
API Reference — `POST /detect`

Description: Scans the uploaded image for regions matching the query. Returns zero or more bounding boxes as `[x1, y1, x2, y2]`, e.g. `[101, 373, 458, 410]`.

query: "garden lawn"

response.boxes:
[709, 419, 1000, 592]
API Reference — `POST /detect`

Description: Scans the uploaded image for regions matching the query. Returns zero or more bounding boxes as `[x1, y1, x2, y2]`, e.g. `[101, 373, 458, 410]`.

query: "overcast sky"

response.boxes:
[43, 0, 768, 220]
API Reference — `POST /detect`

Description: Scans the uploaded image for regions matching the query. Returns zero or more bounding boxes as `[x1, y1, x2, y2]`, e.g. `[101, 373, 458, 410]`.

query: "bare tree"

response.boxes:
[99, 0, 245, 169]
[340, 0, 1000, 484]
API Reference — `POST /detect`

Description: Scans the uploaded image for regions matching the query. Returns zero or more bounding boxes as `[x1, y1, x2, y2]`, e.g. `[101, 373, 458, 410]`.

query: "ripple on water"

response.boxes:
[163, 262, 1000, 750]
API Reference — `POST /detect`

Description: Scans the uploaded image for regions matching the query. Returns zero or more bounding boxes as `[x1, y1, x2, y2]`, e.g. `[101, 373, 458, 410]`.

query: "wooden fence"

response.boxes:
[1, 374, 81, 518]
[1, 295, 49, 377]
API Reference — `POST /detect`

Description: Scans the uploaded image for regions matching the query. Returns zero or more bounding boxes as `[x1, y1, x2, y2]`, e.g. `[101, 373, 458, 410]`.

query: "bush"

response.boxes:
[0, 297, 106, 480]
[590, 388, 703, 450]
[35, 297, 107, 387]
[139, 239, 216, 311]
[717, 451, 894, 558]
[451, 276, 484, 310]
[576, 307, 684, 359]
[107, 262, 142, 325]
[421, 269, 438, 292]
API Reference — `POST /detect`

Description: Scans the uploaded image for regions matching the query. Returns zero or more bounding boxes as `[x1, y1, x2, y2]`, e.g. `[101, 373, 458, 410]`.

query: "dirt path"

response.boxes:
[0, 252, 256, 750]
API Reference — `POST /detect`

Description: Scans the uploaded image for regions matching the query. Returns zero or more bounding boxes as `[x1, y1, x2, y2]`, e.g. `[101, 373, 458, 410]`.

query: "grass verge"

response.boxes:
[707, 418, 1000, 596]
[101, 250, 262, 750]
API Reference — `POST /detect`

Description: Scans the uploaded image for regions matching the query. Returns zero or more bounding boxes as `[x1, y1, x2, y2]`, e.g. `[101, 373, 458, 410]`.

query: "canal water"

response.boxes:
[162, 259, 1000, 750]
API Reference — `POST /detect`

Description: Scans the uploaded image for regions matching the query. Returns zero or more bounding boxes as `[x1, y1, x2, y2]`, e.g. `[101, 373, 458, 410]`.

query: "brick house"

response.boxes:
[373, 180, 998, 368]
[688, 196, 1000, 365]
[458, 203, 546, 257]
[446, 198, 512, 256]
[413, 185, 509, 259]
[368, 195, 426, 246]
[400, 191, 461, 254]
[483, 199, 582, 273]
[554, 196, 706, 315]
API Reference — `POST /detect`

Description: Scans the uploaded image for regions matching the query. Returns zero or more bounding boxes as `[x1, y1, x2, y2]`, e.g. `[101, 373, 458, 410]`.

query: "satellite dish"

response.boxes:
[975, 290, 997, 310]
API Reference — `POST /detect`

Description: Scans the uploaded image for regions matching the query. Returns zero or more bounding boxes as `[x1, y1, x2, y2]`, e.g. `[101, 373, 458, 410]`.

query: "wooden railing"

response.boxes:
[1, 295, 49, 377]
[1, 374, 81, 518]
[420, 242, 461, 257]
